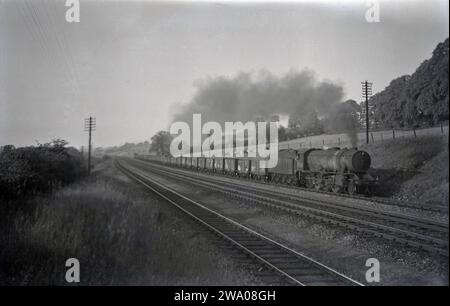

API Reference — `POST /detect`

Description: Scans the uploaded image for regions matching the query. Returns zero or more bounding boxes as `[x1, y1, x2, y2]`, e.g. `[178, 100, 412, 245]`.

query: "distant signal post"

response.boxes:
[84, 116, 96, 175]
[362, 81, 373, 144]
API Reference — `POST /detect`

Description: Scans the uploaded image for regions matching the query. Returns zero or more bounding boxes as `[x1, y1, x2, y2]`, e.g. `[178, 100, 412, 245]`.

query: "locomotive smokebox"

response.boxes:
[340, 149, 371, 173]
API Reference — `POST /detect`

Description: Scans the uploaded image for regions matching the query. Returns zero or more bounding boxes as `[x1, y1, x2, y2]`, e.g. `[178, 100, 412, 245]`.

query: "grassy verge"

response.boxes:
[0, 162, 256, 285]
[360, 136, 448, 204]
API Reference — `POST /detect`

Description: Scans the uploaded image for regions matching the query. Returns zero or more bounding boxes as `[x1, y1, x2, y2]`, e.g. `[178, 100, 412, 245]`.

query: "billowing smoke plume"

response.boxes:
[171, 69, 344, 125]
[322, 99, 361, 147]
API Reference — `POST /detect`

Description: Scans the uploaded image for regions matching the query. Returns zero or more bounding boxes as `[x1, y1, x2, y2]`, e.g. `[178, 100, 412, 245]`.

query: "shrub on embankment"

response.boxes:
[0, 139, 85, 200]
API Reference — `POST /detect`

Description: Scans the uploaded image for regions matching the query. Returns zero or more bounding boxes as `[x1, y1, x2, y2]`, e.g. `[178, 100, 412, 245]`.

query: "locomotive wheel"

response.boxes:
[363, 186, 373, 196]
[332, 185, 343, 193]
[347, 181, 357, 195]
[314, 181, 323, 191]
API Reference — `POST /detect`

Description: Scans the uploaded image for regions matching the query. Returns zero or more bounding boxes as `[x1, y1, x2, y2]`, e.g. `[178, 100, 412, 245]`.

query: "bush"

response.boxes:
[0, 139, 85, 199]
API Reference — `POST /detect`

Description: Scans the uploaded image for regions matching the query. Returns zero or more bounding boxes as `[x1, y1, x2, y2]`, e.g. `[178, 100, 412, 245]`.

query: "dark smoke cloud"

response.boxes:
[171, 69, 344, 125]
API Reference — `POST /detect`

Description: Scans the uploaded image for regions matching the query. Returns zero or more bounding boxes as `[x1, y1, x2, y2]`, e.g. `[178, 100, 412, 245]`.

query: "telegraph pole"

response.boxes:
[361, 81, 373, 144]
[84, 117, 96, 175]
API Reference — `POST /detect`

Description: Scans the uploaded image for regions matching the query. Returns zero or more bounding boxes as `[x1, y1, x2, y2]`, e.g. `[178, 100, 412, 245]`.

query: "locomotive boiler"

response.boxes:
[302, 148, 371, 173]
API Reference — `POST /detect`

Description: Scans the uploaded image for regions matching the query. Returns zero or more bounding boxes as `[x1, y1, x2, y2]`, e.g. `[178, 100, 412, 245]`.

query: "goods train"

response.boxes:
[134, 147, 377, 195]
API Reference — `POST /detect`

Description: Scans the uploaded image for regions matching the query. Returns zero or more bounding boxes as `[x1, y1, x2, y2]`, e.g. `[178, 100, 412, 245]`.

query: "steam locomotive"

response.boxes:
[135, 147, 376, 195]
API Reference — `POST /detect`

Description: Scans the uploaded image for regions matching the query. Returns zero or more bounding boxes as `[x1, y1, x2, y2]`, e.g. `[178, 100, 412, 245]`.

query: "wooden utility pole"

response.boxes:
[362, 81, 373, 144]
[84, 117, 96, 175]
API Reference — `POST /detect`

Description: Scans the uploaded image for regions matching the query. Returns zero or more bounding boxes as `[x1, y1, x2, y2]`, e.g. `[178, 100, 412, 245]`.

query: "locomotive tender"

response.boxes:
[135, 147, 376, 195]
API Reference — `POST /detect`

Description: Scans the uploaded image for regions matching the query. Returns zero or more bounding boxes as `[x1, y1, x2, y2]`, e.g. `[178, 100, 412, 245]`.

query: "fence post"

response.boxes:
[413, 129, 417, 138]
[323, 139, 325, 146]
[441, 122, 444, 134]
[338, 137, 340, 146]
[392, 129, 396, 140]
[371, 132, 374, 143]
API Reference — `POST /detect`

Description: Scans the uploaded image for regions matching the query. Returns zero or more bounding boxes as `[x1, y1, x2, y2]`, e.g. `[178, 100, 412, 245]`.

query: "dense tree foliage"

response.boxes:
[371, 38, 449, 128]
[0, 139, 85, 199]
[150, 131, 172, 155]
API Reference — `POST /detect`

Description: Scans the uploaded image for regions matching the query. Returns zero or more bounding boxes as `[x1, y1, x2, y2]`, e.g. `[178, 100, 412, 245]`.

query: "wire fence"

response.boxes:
[278, 125, 449, 149]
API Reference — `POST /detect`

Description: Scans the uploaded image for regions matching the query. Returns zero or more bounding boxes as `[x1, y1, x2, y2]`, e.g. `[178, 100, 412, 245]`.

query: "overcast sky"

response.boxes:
[0, 0, 448, 148]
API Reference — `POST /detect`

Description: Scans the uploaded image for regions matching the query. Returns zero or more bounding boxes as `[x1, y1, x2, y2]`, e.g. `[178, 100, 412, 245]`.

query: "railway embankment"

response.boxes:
[360, 136, 448, 206]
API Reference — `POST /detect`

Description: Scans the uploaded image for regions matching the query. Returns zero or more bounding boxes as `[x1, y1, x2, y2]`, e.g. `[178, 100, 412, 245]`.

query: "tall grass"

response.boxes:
[0, 170, 254, 285]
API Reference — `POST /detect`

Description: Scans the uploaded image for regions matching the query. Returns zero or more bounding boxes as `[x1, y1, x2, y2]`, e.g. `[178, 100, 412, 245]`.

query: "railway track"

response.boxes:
[311, 189, 449, 214]
[115, 159, 363, 286]
[128, 158, 449, 257]
[135, 157, 448, 214]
